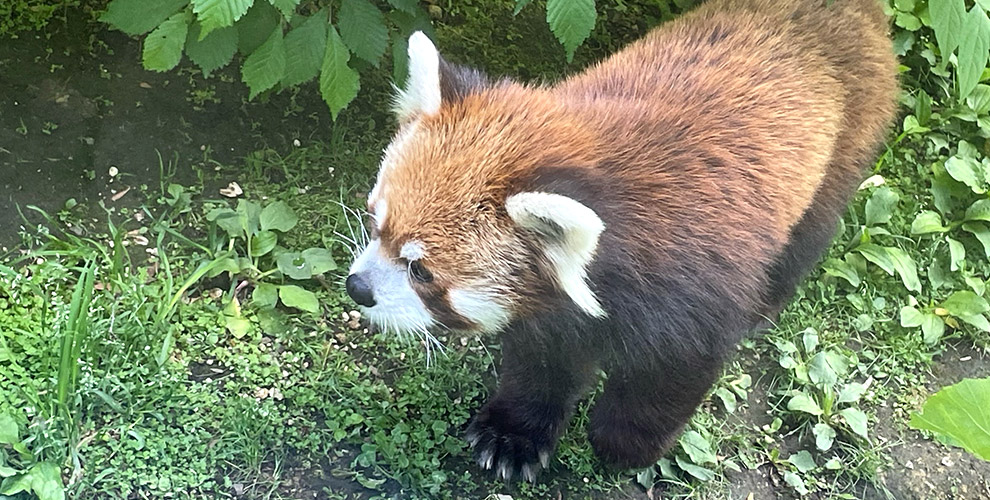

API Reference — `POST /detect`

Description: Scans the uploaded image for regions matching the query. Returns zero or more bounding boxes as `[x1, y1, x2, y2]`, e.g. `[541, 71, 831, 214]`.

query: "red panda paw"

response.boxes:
[464, 403, 559, 482]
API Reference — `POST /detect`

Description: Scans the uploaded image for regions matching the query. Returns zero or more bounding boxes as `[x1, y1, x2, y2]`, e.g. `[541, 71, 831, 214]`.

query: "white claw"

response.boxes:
[498, 463, 511, 481]
[521, 464, 536, 483]
[539, 450, 551, 469]
[479, 449, 495, 470]
[466, 432, 480, 448]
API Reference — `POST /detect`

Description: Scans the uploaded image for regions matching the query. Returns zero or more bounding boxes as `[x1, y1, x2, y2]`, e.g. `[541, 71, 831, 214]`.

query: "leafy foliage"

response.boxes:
[545, 0, 597, 62]
[910, 377, 990, 460]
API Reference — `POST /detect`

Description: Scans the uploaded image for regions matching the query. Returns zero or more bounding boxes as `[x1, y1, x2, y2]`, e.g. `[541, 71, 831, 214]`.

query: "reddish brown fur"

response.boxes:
[366, 0, 898, 475]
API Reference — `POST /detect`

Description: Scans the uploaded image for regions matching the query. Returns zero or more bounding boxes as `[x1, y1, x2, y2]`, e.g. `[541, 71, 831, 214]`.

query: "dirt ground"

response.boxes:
[2, 15, 989, 500]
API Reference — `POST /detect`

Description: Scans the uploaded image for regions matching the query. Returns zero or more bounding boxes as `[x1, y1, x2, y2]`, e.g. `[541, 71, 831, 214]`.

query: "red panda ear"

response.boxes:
[394, 32, 491, 124]
[394, 31, 442, 122]
[505, 192, 607, 318]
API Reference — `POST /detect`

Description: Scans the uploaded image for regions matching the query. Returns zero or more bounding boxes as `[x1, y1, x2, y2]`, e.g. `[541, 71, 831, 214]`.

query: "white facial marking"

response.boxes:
[393, 31, 441, 121]
[349, 240, 433, 333]
[506, 192, 607, 318]
[368, 119, 421, 225]
[400, 240, 426, 261]
[449, 288, 511, 333]
[372, 198, 388, 230]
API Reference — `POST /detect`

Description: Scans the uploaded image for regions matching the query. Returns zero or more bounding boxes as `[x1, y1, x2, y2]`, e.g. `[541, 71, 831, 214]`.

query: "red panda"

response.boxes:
[345, 0, 898, 482]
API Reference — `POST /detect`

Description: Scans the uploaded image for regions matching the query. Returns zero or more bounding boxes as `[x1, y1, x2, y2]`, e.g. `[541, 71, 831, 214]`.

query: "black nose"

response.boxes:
[345, 273, 376, 307]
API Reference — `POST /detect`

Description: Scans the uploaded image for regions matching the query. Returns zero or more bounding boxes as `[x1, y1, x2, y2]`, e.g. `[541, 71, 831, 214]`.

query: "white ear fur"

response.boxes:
[393, 31, 442, 121]
[505, 192, 607, 318]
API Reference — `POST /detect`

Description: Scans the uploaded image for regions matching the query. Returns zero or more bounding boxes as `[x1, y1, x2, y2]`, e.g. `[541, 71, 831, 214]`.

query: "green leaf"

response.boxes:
[965, 199, 990, 222]
[713, 387, 736, 413]
[278, 285, 319, 312]
[674, 455, 715, 481]
[963, 222, 990, 258]
[269, 0, 300, 19]
[260, 201, 298, 232]
[957, 6, 990, 99]
[237, 1, 281, 54]
[252, 282, 278, 309]
[277, 252, 313, 279]
[787, 392, 823, 416]
[302, 248, 337, 274]
[513, 0, 535, 15]
[808, 351, 849, 388]
[856, 243, 895, 275]
[896, 11, 922, 30]
[813, 423, 836, 451]
[941, 290, 990, 317]
[916, 90, 933, 125]
[224, 315, 251, 338]
[787, 450, 816, 473]
[958, 313, 990, 332]
[281, 11, 328, 87]
[885, 247, 922, 293]
[388, 0, 420, 13]
[185, 23, 238, 77]
[922, 313, 946, 344]
[948, 237, 966, 271]
[0, 411, 18, 444]
[207, 207, 243, 238]
[911, 211, 948, 234]
[822, 258, 861, 287]
[192, 0, 253, 39]
[101, 0, 189, 36]
[967, 84, 990, 115]
[802, 328, 819, 354]
[901, 306, 925, 327]
[838, 381, 869, 404]
[678, 431, 716, 465]
[29, 463, 64, 500]
[930, 0, 966, 65]
[909, 377, 990, 460]
[840, 407, 869, 438]
[783, 471, 809, 495]
[945, 156, 987, 194]
[339, 0, 388, 65]
[895, 0, 916, 11]
[546, 0, 596, 62]
[143, 13, 190, 72]
[242, 26, 287, 99]
[391, 33, 409, 87]
[250, 230, 278, 257]
[320, 27, 361, 120]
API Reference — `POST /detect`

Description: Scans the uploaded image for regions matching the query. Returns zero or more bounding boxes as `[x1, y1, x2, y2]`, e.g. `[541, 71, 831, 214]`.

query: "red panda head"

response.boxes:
[345, 32, 608, 338]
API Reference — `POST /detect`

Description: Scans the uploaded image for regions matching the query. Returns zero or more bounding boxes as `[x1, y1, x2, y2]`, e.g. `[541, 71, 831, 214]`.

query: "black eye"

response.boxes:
[409, 260, 434, 283]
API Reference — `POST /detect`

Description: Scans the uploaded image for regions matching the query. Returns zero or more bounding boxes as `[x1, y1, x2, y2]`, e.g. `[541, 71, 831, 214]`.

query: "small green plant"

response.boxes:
[0, 412, 65, 500]
[206, 198, 336, 316]
[909, 377, 990, 461]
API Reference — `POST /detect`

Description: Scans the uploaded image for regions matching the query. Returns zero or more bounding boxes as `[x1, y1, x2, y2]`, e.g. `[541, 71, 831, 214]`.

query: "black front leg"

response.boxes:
[466, 333, 597, 481]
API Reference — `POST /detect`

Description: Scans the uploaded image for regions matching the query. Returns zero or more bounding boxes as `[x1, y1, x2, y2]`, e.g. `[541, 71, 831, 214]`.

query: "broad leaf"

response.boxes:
[339, 0, 388, 65]
[678, 431, 716, 465]
[302, 248, 337, 274]
[967, 84, 990, 115]
[192, 0, 253, 39]
[546, 0, 596, 62]
[910, 211, 948, 234]
[787, 450, 816, 473]
[930, 0, 966, 65]
[957, 6, 990, 99]
[321, 27, 361, 120]
[822, 258, 860, 287]
[922, 313, 946, 344]
[838, 381, 869, 404]
[277, 252, 313, 279]
[237, 1, 281, 54]
[674, 456, 715, 481]
[143, 13, 190, 72]
[941, 290, 990, 317]
[783, 471, 809, 496]
[865, 187, 899, 226]
[101, 0, 188, 36]
[963, 222, 990, 258]
[856, 243, 895, 275]
[910, 377, 990, 460]
[260, 201, 298, 232]
[252, 282, 278, 309]
[900, 306, 925, 327]
[787, 392, 822, 416]
[945, 156, 986, 193]
[388, 0, 420, 13]
[0, 411, 18, 444]
[279, 285, 319, 312]
[958, 313, 990, 332]
[281, 10, 328, 87]
[840, 408, 869, 438]
[813, 423, 836, 451]
[250, 231, 278, 257]
[947, 237, 966, 271]
[242, 26, 287, 99]
[965, 199, 990, 222]
[809, 351, 849, 388]
[269, 0, 301, 19]
[885, 247, 922, 293]
[185, 23, 238, 77]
